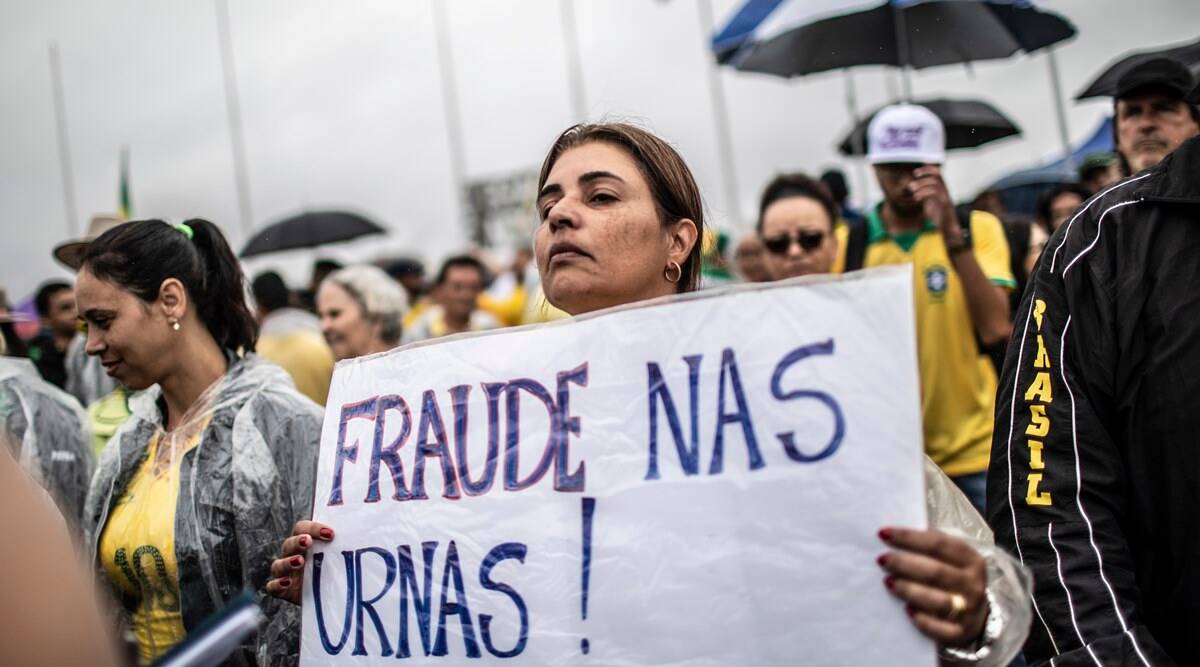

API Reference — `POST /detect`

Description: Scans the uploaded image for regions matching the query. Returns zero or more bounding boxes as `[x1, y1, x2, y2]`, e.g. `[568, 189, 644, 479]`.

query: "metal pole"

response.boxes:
[891, 3, 913, 100]
[560, 0, 587, 122]
[214, 0, 254, 234]
[843, 69, 871, 210]
[697, 0, 742, 226]
[431, 0, 472, 242]
[1046, 48, 1074, 169]
[48, 42, 78, 237]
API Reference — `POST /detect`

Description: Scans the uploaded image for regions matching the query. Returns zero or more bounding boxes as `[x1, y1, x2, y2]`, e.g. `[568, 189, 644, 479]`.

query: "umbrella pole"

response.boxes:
[891, 3, 914, 101]
[1046, 48, 1074, 170]
[843, 69, 871, 211]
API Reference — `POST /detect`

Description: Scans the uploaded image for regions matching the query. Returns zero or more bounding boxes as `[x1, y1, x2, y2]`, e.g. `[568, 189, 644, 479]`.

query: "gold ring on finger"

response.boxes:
[947, 592, 967, 620]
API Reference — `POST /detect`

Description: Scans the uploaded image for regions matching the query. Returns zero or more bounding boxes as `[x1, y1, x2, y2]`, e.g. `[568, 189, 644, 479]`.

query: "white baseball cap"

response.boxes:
[866, 103, 946, 165]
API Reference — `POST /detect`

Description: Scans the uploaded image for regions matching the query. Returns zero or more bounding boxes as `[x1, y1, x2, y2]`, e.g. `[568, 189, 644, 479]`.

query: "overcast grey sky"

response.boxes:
[2, 0, 1197, 300]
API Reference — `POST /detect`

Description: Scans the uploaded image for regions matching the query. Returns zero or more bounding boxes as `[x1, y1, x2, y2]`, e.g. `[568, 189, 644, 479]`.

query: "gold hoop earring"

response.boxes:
[664, 260, 682, 284]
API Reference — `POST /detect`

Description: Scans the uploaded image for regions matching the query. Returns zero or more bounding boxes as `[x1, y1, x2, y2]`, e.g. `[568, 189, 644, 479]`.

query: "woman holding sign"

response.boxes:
[268, 124, 1029, 664]
[77, 219, 322, 665]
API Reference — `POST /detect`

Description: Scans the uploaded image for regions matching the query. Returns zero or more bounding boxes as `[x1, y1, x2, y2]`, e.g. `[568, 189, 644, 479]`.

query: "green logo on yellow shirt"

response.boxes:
[925, 265, 949, 302]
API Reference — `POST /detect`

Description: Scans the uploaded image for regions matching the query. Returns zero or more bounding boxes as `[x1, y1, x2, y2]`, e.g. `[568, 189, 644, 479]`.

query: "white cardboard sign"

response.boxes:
[300, 266, 932, 666]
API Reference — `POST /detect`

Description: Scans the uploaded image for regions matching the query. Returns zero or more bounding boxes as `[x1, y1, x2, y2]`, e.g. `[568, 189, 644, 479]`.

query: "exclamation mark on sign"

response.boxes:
[580, 496, 596, 655]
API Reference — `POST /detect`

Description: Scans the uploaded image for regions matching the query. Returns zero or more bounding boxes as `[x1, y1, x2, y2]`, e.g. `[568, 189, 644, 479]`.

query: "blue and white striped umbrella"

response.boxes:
[713, 0, 1075, 77]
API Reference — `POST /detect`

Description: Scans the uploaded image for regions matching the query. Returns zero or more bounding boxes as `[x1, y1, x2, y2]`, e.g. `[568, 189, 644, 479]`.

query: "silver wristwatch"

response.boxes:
[939, 589, 1005, 664]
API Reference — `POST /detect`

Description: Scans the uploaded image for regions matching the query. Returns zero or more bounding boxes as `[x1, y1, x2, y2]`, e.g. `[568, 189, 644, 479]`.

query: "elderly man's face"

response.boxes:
[1117, 90, 1200, 173]
[733, 235, 771, 283]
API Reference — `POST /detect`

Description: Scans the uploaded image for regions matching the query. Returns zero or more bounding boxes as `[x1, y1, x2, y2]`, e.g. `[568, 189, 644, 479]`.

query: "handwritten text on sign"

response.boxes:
[301, 266, 932, 666]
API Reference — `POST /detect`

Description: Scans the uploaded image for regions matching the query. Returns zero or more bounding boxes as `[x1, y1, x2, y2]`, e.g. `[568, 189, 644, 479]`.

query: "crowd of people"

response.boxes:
[0, 56, 1198, 666]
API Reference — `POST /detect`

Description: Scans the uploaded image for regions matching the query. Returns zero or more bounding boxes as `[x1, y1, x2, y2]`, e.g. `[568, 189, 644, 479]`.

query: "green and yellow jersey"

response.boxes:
[836, 206, 1014, 475]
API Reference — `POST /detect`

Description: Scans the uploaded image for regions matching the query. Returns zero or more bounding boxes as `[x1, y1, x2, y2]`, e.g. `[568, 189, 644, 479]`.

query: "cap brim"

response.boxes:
[868, 152, 944, 165]
[52, 240, 89, 271]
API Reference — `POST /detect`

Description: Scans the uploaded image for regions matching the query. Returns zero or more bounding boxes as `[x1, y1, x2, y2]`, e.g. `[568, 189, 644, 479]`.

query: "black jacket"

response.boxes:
[988, 135, 1200, 666]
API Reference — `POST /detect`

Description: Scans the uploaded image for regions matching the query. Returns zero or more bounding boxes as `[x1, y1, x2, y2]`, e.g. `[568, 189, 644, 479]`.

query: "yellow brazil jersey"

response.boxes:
[836, 206, 1015, 476]
[257, 331, 334, 406]
[99, 423, 207, 664]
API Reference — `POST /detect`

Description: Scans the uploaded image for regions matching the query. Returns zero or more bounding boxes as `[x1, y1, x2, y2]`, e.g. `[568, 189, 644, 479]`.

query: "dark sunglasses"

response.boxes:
[763, 230, 826, 255]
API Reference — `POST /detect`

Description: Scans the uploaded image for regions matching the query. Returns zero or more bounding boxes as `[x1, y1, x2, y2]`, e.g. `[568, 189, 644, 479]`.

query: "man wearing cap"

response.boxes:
[839, 104, 1014, 513]
[52, 215, 130, 454]
[987, 82, 1200, 665]
[1113, 57, 1200, 176]
[1077, 152, 1121, 195]
[52, 215, 125, 407]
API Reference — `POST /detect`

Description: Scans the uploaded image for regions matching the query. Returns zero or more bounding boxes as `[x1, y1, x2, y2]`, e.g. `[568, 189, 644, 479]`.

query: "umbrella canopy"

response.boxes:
[714, 0, 1075, 77]
[240, 211, 386, 258]
[838, 97, 1020, 155]
[986, 115, 1113, 215]
[1075, 38, 1200, 100]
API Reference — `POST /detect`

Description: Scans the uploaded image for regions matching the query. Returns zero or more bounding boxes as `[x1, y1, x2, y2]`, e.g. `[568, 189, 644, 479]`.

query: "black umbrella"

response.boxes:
[717, 0, 1075, 79]
[838, 98, 1021, 155]
[1075, 37, 1200, 100]
[240, 211, 386, 258]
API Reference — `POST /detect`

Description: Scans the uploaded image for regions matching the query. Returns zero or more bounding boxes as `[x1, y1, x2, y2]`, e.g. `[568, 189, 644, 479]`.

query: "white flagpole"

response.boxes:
[214, 0, 254, 235]
[431, 0, 472, 242]
[561, 0, 588, 122]
[48, 42, 78, 237]
[697, 0, 742, 226]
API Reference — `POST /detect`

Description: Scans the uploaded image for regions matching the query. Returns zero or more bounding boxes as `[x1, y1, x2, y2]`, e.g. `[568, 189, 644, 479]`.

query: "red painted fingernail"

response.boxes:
[905, 604, 916, 617]
[884, 576, 896, 590]
[279, 577, 292, 588]
[320, 528, 333, 540]
[290, 557, 302, 568]
[299, 535, 309, 548]
[877, 554, 888, 567]
[879, 528, 894, 541]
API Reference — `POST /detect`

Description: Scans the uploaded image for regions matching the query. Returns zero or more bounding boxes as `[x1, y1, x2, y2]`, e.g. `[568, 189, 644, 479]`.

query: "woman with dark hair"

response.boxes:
[1025, 183, 1090, 276]
[755, 172, 842, 280]
[266, 125, 1029, 664]
[76, 219, 322, 665]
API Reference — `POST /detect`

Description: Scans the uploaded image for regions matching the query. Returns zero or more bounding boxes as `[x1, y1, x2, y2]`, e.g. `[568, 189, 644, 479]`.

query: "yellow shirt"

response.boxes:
[256, 331, 334, 406]
[836, 207, 1015, 476]
[88, 387, 132, 456]
[99, 425, 205, 663]
[403, 299, 432, 330]
[478, 285, 528, 327]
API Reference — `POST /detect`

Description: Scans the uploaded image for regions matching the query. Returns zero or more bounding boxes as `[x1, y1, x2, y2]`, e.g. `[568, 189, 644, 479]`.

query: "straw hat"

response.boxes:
[52, 214, 127, 270]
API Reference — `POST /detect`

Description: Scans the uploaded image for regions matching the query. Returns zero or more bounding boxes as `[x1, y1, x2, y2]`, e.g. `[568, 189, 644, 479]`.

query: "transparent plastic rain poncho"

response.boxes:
[83, 355, 323, 666]
[0, 357, 93, 532]
[923, 456, 1033, 666]
[64, 333, 118, 407]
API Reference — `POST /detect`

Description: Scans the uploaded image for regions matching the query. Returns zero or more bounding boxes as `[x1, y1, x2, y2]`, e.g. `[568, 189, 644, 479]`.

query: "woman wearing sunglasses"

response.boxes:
[756, 173, 842, 280]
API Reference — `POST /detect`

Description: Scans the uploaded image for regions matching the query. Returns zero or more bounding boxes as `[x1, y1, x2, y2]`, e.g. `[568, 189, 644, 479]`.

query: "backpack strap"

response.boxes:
[843, 217, 869, 272]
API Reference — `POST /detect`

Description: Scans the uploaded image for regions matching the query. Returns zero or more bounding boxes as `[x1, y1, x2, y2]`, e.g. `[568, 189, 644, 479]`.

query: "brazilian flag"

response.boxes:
[118, 146, 132, 220]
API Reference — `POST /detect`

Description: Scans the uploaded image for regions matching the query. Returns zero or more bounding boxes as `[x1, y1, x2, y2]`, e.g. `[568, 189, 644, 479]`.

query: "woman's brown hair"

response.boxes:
[537, 123, 706, 292]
